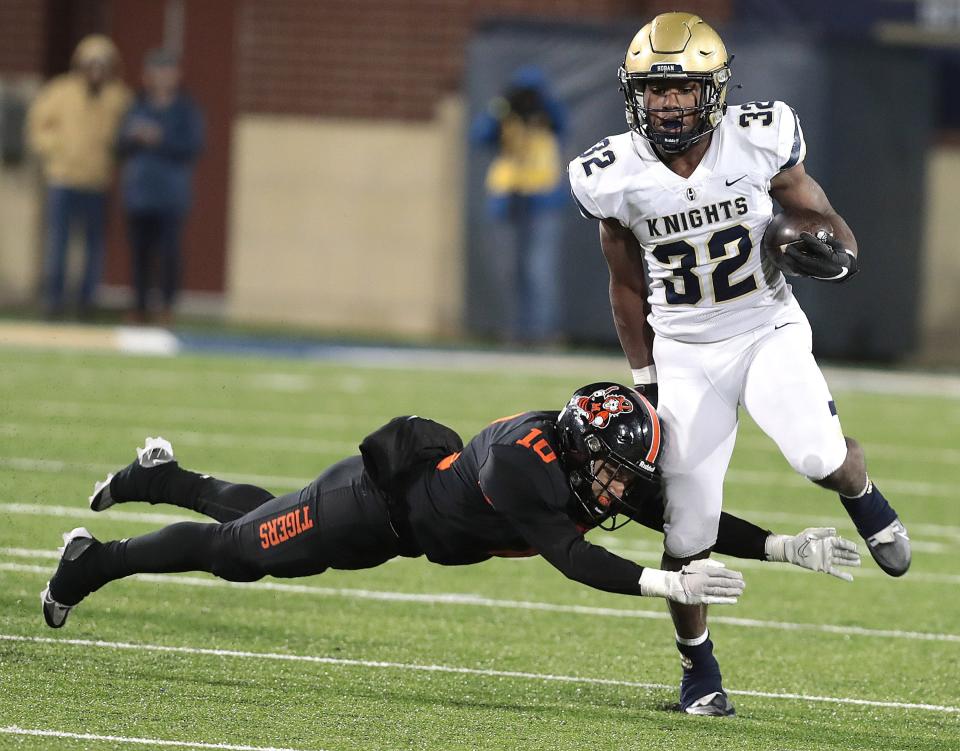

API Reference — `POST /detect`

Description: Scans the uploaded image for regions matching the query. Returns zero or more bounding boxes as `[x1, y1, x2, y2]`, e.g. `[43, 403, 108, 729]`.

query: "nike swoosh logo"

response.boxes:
[774, 322, 798, 330]
[797, 540, 812, 559]
[725, 175, 747, 186]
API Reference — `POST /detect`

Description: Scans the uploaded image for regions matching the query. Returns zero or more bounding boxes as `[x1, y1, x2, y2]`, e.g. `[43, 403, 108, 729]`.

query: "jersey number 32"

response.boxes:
[653, 225, 758, 305]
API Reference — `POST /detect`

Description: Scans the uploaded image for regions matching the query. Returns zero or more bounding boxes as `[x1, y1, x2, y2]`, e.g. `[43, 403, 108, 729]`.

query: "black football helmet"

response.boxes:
[556, 382, 663, 530]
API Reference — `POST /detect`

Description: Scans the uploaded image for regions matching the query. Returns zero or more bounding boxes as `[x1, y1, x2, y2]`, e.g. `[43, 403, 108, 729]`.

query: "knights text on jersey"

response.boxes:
[569, 101, 808, 343]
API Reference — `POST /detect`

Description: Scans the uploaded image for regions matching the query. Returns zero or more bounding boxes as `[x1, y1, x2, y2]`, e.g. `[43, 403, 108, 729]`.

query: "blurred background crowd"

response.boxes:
[0, 0, 957, 364]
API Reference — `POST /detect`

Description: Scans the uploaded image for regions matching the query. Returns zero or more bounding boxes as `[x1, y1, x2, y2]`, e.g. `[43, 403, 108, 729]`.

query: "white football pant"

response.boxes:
[654, 303, 848, 558]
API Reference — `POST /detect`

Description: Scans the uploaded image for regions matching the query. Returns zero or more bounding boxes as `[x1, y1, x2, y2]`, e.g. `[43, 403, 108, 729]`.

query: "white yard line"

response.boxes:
[0, 422, 356, 456]
[5, 500, 959, 561]
[28, 399, 362, 428]
[735, 433, 960, 466]
[7, 538, 956, 582]
[5, 336, 960, 396]
[592, 534, 954, 558]
[5, 415, 960, 469]
[0, 459, 312, 490]
[0, 726, 321, 751]
[724, 507, 960, 541]
[1, 449, 954, 498]
[2, 635, 956, 715]
[3, 562, 957, 643]
[724, 467, 954, 499]
[0, 502, 195, 525]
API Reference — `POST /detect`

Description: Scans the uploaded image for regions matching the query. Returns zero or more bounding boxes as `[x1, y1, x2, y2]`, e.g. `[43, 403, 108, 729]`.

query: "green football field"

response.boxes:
[1, 344, 957, 751]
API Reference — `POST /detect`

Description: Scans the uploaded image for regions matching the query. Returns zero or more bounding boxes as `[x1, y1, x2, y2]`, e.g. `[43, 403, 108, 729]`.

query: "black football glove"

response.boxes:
[633, 382, 658, 408]
[783, 231, 859, 283]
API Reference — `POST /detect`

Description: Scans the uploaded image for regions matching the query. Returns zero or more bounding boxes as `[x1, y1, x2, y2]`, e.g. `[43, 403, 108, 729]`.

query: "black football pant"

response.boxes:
[127, 210, 183, 312]
[91, 457, 403, 593]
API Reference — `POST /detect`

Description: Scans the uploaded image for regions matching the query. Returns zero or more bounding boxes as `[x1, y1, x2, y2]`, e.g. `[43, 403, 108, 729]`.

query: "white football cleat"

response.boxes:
[137, 436, 175, 468]
[865, 519, 911, 577]
[88, 473, 115, 512]
[41, 527, 97, 628]
[683, 691, 736, 717]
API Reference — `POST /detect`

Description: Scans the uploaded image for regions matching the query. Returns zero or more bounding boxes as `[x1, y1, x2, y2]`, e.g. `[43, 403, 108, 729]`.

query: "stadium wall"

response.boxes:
[920, 143, 960, 363]
[226, 98, 465, 336]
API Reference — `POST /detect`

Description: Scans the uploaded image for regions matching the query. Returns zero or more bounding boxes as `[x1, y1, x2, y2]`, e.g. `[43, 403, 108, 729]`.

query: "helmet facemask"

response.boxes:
[568, 433, 659, 531]
[619, 66, 731, 154]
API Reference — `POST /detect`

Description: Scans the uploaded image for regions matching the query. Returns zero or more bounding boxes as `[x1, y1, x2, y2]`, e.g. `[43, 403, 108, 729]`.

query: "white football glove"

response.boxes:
[639, 559, 745, 605]
[765, 527, 861, 581]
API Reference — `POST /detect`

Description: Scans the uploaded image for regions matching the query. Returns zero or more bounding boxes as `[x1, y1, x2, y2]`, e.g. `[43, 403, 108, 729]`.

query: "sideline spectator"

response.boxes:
[26, 35, 131, 319]
[118, 49, 204, 326]
[471, 66, 568, 345]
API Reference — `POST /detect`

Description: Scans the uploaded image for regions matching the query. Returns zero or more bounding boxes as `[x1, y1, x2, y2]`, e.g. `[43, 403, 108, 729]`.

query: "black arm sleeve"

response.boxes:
[622, 487, 771, 560]
[480, 445, 646, 595]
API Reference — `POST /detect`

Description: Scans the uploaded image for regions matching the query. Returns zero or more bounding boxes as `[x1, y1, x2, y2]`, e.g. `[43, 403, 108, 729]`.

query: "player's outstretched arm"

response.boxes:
[624, 495, 860, 581]
[710, 510, 860, 580]
[765, 527, 861, 581]
[639, 560, 745, 605]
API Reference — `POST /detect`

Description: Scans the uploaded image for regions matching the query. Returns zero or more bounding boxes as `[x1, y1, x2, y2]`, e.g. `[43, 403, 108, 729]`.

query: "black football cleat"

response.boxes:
[41, 527, 98, 628]
[865, 519, 911, 577]
[683, 691, 736, 717]
[90, 436, 176, 511]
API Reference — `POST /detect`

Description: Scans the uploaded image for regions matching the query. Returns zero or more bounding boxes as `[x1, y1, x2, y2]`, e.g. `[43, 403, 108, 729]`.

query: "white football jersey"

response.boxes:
[569, 101, 806, 342]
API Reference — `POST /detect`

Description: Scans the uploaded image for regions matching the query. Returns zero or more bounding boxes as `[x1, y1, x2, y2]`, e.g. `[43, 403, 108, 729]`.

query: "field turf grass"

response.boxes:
[0, 345, 957, 750]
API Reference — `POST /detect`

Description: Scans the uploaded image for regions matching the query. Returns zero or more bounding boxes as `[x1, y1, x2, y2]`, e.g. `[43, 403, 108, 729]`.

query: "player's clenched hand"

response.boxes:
[765, 527, 861, 581]
[784, 232, 858, 282]
[640, 560, 745, 605]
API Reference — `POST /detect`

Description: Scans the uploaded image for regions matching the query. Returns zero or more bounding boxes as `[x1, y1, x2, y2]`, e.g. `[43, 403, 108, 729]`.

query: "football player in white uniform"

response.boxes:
[569, 12, 911, 717]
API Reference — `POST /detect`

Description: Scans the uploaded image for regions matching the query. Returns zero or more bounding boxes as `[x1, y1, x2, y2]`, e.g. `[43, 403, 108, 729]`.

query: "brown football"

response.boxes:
[761, 209, 835, 277]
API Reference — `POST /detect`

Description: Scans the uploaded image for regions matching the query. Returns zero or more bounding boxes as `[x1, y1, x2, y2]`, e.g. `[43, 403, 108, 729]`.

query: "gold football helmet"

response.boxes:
[618, 12, 731, 153]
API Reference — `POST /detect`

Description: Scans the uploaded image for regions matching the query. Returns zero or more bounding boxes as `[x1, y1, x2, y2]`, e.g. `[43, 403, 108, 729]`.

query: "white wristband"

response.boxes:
[764, 534, 788, 562]
[631, 365, 657, 385]
[638, 567, 672, 598]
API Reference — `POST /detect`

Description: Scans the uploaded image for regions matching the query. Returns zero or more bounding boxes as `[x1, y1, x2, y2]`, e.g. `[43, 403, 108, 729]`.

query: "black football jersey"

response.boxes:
[403, 411, 649, 595]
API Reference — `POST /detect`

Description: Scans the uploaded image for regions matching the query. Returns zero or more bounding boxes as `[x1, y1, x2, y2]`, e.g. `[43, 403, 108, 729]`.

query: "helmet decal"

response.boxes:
[573, 385, 634, 429]
[557, 381, 663, 531]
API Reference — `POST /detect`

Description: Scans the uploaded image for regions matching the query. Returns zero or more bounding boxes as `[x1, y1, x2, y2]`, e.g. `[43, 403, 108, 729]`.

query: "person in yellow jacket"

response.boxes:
[27, 35, 132, 318]
[471, 66, 568, 344]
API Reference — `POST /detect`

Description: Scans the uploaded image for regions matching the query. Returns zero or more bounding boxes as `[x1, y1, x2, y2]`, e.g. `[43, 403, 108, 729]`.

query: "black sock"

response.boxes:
[677, 632, 723, 707]
[151, 467, 274, 522]
[839, 478, 897, 538]
[97, 522, 218, 582]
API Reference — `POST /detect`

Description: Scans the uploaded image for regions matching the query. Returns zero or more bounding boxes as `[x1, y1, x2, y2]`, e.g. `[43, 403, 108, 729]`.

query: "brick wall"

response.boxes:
[2, 0, 732, 116]
[0, 0, 46, 75]
[235, 0, 732, 120]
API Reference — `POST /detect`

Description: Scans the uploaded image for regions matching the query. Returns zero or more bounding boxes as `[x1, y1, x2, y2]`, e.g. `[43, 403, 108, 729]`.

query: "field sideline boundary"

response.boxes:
[0, 726, 321, 751]
[2, 635, 956, 715]
[1, 321, 959, 398]
[3, 562, 957, 642]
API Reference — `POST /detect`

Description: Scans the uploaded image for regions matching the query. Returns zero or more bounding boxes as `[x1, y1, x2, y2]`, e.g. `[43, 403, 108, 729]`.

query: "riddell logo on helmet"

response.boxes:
[574, 386, 634, 428]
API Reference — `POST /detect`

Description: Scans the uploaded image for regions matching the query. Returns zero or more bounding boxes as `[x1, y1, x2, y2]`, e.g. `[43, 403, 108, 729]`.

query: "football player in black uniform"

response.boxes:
[42, 383, 858, 714]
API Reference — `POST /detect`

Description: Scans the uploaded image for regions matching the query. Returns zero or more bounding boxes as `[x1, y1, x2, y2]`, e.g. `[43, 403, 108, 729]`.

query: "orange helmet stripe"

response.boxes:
[632, 393, 661, 464]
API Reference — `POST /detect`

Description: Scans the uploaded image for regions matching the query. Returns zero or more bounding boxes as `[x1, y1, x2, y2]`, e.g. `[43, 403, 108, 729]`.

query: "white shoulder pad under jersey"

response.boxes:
[569, 101, 808, 343]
